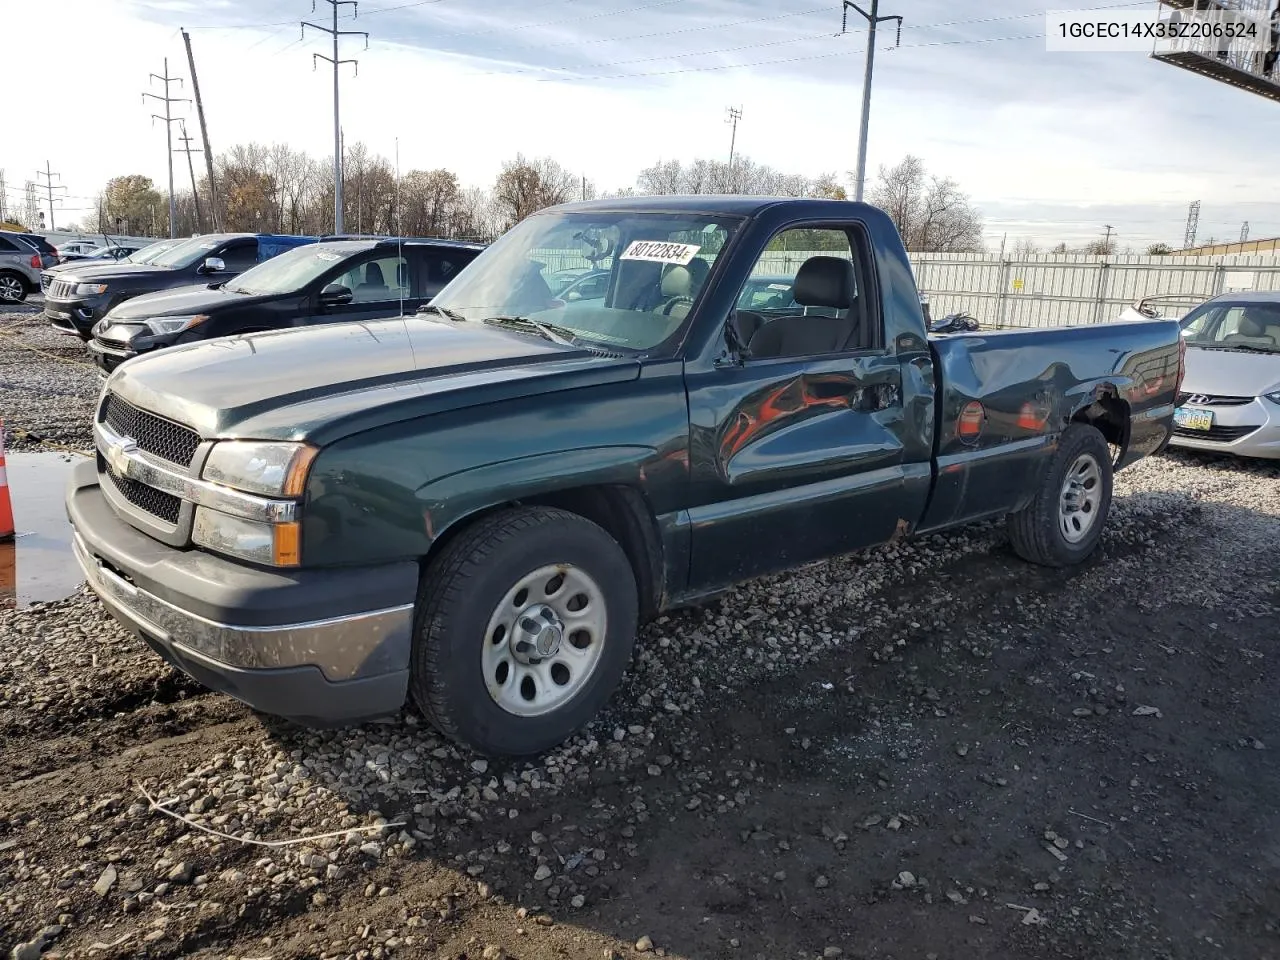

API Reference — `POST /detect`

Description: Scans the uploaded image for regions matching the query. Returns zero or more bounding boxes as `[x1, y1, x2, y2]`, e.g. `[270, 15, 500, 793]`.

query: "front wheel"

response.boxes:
[410, 506, 639, 756]
[1007, 423, 1113, 567]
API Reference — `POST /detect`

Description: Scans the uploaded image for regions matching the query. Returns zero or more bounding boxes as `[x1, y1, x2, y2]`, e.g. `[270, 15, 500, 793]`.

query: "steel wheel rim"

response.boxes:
[1059, 453, 1102, 543]
[481, 563, 608, 718]
[0, 277, 21, 301]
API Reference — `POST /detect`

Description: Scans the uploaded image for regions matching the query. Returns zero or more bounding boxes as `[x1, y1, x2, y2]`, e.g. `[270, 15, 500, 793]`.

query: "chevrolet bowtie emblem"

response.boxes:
[107, 437, 138, 477]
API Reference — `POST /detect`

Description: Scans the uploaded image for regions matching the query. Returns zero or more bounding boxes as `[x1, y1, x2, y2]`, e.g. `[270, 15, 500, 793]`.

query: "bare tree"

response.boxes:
[492, 155, 577, 229]
[866, 155, 983, 252]
[1011, 237, 1039, 258]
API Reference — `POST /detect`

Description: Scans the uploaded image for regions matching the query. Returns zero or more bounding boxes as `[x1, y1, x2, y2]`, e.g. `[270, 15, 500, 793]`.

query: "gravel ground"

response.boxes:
[2, 309, 1278, 960]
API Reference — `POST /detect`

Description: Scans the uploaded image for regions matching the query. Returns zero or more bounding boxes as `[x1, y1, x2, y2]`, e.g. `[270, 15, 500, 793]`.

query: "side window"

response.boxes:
[0, 237, 18, 252]
[335, 255, 410, 303]
[425, 254, 462, 287]
[219, 240, 260, 272]
[736, 226, 877, 360]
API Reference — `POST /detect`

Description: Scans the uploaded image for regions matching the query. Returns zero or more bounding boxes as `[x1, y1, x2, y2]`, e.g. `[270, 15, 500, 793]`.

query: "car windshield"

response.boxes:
[127, 240, 179, 264]
[223, 244, 352, 295]
[429, 211, 741, 352]
[1180, 300, 1280, 353]
[149, 236, 229, 269]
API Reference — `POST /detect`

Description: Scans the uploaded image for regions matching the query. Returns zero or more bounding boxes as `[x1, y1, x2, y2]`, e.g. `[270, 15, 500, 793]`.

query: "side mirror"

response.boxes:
[319, 283, 353, 307]
[200, 256, 225, 274]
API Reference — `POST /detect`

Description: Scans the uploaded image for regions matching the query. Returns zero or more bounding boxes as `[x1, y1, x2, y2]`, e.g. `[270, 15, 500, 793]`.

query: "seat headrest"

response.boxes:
[661, 265, 692, 298]
[794, 256, 856, 309]
[364, 262, 385, 285]
[1238, 315, 1264, 337]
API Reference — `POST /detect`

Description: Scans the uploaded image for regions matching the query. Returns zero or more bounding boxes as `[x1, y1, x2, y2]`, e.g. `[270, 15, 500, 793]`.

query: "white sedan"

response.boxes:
[1165, 292, 1280, 459]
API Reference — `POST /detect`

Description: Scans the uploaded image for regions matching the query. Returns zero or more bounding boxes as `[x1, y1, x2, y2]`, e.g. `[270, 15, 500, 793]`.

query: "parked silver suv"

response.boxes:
[0, 232, 44, 303]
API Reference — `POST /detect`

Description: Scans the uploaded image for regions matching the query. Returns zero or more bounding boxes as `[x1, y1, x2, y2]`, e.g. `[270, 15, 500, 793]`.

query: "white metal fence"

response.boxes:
[535, 247, 1280, 328]
[911, 253, 1280, 328]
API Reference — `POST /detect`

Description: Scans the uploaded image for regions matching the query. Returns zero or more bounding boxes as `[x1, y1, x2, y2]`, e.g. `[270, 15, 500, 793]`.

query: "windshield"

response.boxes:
[127, 240, 179, 264]
[149, 236, 228, 269]
[1180, 300, 1280, 353]
[224, 243, 350, 295]
[429, 211, 740, 352]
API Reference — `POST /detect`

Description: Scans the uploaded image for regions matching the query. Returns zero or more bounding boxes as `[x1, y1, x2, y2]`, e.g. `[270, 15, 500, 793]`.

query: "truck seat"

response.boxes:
[747, 257, 857, 359]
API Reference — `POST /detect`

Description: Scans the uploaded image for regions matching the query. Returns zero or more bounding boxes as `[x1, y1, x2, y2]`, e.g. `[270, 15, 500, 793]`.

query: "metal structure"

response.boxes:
[840, 0, 903, 202]
[726, 106, 743, 169]
[143, 59, 190, 239]
[1240, 220, 1251, 241]
[1151, 0, 1280, 103]
[1184, 200, 1201, 248]
[183, 29, 222, 231]
[35, 162, 66, 232]
[176, 120, 204, 232]
[302, 0, 368, 236]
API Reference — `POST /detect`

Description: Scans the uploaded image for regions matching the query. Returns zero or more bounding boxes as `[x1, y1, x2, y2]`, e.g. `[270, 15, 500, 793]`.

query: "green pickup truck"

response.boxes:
[66, 197, 1184, 756]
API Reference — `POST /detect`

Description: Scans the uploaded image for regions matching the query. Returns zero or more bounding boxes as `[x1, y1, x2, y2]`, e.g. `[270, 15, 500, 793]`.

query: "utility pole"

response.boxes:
[1102, 224, 1114, 254]
[36, 162, 67, 232]
[0, 169, 7, 224]
[176, 120, 204, 232]
[303, 0, 368, 235]
[182, 29, 221, 231]
[726, 106, 743, 168]
[143, 59, 190, 239]
[1184, 200, 1200, 249]
[841, 1, 903, 202]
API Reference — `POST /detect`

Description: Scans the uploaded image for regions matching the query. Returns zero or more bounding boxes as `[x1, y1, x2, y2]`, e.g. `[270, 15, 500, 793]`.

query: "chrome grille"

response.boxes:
[1175, 392, 1254, 407]
[101, 393, 201, 468]
[100, 454, 182, 524]
[46, 278, 75, 299]
[40, 272, 54, 294]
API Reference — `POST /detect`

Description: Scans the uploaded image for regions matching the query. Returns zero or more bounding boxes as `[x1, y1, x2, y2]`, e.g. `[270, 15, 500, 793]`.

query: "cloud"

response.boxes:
[5, 0, 1277, 250]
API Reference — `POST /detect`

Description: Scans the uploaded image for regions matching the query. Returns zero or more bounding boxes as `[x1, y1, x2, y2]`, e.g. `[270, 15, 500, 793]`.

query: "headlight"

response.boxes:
[193, 508, 300, 567]
[1264, 390, 1280, 405]
[202, 440, 317, 497]
[72, 282, 108, 296]
[143, 314, 208, 336]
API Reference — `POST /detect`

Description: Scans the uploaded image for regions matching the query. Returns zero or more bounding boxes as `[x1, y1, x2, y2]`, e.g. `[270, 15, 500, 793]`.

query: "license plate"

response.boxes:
[1174, 407, 1214, 431]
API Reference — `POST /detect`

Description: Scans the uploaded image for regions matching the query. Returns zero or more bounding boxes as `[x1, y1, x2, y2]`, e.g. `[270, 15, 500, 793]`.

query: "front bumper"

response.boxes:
[1168, 397, 1280, 460]
[66, 459, 420, 725]
[45, 295, 107, 339]
[87, 337, 139, 374]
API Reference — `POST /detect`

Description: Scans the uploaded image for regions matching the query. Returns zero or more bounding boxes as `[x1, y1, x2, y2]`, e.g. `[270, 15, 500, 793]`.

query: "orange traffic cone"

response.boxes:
[0, 421, 13, 542]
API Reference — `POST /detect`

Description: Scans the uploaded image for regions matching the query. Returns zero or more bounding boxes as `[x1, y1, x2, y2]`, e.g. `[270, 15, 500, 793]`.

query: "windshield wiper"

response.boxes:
[482, 315, 581, 346]
[418, 304, 465, 322]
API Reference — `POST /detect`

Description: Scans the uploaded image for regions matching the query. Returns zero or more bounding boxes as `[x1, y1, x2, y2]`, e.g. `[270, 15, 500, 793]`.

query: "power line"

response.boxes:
[302, 0, 369, 235]
[544, 6, 830, 48]
[143, 58, 190, 239]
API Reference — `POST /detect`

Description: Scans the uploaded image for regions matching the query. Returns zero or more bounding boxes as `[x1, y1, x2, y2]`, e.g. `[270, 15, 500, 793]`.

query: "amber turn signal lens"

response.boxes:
[273, 522, 301, 567]
[283, 446, 320, 498]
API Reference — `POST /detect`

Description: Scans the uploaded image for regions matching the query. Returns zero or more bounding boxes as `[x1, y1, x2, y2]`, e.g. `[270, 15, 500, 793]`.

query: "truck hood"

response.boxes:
[57, 261, 176, 283]
[106, 317, 639, 444]
[106, 283, 250, 319]
[1182, 345, 1280, 397]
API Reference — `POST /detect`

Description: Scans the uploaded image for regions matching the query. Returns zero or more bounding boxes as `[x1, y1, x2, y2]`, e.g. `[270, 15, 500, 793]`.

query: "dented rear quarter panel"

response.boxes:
[917, 319, 1181, 533]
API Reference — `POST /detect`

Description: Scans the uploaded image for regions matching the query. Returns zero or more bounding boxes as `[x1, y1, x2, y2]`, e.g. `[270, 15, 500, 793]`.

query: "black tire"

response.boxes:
[410, 506, 639, 757]
[0, 272, 28, 304]
[1007, 423, 1113, 568]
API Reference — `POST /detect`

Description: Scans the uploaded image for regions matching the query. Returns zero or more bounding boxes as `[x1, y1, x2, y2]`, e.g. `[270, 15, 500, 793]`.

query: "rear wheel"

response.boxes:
[0, 273, 27, 303]
[410, 506, 638, 756]
[1007, 423, 1113, 567]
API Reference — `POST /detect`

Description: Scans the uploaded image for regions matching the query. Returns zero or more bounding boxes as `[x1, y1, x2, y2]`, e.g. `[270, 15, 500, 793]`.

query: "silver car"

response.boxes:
[0, 232, 44, 303]
[1171, 291, 1280, 459]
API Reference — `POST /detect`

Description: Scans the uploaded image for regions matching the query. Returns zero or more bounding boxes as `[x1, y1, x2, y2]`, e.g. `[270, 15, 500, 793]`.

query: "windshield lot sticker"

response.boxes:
[620, 241, 701, 265]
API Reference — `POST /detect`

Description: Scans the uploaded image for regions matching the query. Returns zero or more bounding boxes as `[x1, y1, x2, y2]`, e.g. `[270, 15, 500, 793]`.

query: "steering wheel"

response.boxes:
[657, 295, 693, 317]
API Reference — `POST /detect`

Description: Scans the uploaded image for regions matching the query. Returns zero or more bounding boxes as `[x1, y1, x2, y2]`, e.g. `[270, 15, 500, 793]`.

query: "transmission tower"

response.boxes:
[302, 0, 369, 235]
[23, 181, 39, 230]
[1240, 221, 1250, 243]
[143, 59, 191, 239]
[36, 162, 67, 231]
[1183, 200, 1200, 249]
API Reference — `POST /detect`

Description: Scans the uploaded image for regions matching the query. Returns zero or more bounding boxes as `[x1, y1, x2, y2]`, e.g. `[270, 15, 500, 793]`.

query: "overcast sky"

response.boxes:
[6, 0, 1280, 249]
